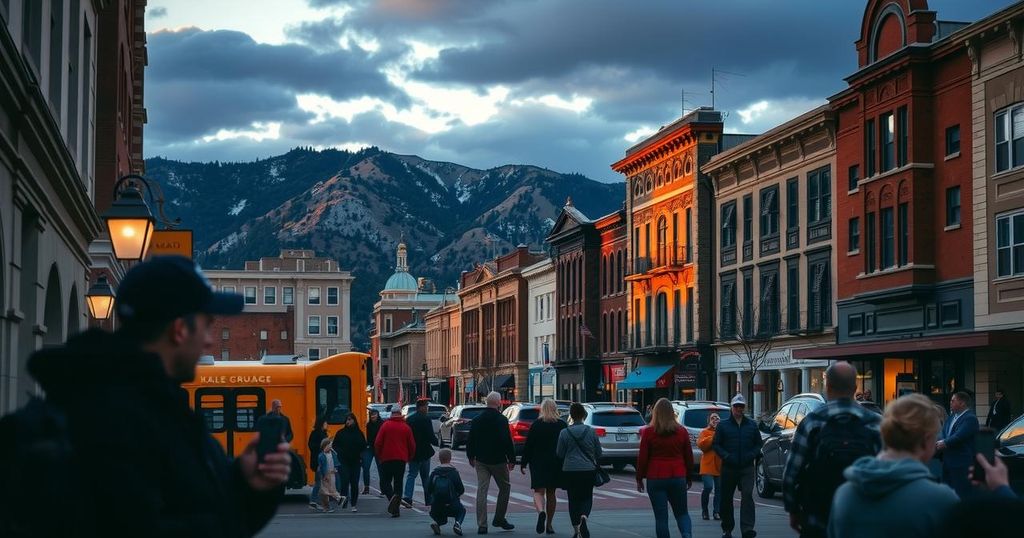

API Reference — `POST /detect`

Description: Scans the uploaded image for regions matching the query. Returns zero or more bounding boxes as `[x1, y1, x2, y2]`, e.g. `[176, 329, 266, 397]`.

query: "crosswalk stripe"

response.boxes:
[593, 489, 633, 499]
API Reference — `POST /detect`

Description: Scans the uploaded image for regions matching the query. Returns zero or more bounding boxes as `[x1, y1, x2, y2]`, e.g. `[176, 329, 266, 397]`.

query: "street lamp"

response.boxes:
[85, 275, 115, 320]
[421, 363, 428, 401]
[101, 174, 180, 261]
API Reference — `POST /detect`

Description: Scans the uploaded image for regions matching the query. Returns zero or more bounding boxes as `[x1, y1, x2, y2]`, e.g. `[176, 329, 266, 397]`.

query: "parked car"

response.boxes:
[401, 402, 449, 439]
[996, 412, 1024, 495]
[368, 402, 396, 418]
[580, 403, 646, 471]
[756, 393, 826, 498]
[502, 402, 541, 458]
[438, 404, 488, 449]
[671, 400, 731, 473]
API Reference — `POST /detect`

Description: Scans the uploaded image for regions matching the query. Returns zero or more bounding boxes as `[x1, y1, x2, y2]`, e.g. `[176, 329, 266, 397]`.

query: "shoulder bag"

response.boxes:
[568, 427, 610, 487]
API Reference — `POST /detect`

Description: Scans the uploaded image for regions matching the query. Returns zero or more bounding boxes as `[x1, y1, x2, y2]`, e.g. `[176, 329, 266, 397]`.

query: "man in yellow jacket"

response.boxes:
[697, 412, 723, 520]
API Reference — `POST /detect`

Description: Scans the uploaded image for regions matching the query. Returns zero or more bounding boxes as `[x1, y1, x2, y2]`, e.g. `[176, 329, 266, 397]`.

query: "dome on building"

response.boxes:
[384, 270, 418, 291]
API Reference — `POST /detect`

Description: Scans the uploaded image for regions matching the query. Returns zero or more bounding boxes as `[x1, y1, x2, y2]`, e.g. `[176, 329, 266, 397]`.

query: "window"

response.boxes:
[996, 210, 1024, 277]
[787, 178, 799, 229]
[244, 286, 257, 305]
[787, 260, 800, 332]
[672, 290, 681, 344]
[743, 195, 753, 243]
[48, 0, 64, 110]
[327, 316, 339, 336]
[685, 208, 692, 262]
[257, 330, 267, 341]
[848, 165, 860, 191]
[220, 349, 229, 360]
[721, 202, 737, 247]
[849, 217, 860, 252]
[223, 285, 236, 293]
[994, 105, 1024, 172]
[308, 315, 321, 336]
[720, 279, 736, 338]
[807, 166, 831, 223]
[899, 203, 909, 266]
[760, 186, 779, 237]
[807, 258, 831, 330]
[222, 328, 230, 340]
[656, 293, 668, 346]
[897, 106, 908, 166]
[327, 287, 339, 305]
[759, 270, 779, 335]
[385, 317, 392, 333]
[686, 287, 694, 342]
[264, 286, 276, 305]
[80, 20, 92, 176]
[881, 208, 895, 268]
[742, 273, 753, 336]
[283, 286, 294, 305]
[197, 391, 226, 432]
[866, 212, 876, 272]
[308, 287, 321, 305]
[946, 125, 960, 156]
[880, 113, 894, 171]
[866, 119, 876, 177]
[946, 187, 961, 227]
[280, 330, 288, 340]
[308, 348, 321, 361]
[327, 348, 338, 356]
[656, 216, 668, 265]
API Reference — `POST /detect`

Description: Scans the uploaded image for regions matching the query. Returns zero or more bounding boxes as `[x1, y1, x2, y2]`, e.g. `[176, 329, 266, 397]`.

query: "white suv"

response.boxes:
[579, 403, 646, 471]
[671, 401, 731, 473]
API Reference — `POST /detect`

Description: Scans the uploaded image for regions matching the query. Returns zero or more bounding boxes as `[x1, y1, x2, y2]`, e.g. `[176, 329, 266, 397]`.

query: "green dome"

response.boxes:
[384, 271, 418, 291]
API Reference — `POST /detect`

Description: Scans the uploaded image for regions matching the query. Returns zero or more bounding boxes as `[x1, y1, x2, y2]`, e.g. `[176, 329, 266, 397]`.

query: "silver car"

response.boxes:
[579, 403, 646, 471]
[671, 401, 731, 473]
[401, 403, 449, 438]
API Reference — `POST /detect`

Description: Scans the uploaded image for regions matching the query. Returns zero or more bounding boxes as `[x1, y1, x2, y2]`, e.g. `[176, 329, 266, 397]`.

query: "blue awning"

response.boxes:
[616, 364, 674, 390]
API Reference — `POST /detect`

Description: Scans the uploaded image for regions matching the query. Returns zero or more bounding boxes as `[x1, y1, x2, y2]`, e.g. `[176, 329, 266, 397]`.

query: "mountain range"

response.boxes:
[144, 147, 624, 349]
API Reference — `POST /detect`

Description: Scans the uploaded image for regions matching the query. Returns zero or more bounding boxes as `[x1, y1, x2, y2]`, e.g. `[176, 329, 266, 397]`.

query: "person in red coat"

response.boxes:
[374, 409, 416, 517]
[636, 398, 695, 538]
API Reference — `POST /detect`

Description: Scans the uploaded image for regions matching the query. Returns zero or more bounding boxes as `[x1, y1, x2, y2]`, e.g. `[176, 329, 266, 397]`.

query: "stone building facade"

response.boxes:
[524, 258, 555, 402]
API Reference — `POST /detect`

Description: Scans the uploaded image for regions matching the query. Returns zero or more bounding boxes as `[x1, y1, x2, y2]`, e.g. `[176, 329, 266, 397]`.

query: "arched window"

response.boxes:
[617, 250, 624, 292]
[657, 216, 668, 266]
[656, 292, 669, 346]
[600, 255, 607, 297]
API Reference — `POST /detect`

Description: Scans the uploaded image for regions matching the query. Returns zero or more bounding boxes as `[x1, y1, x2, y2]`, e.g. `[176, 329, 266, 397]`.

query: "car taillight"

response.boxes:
[594, 427, 607, 437]
[456, 418, 470, 425]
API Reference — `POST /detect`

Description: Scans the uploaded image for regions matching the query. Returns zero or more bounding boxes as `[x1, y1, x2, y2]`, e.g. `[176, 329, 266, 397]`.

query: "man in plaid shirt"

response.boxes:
[782, 362, 881, 538]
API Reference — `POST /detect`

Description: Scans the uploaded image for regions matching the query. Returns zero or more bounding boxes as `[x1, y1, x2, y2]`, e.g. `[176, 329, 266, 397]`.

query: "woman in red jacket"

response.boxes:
[636, 398, 695, 538]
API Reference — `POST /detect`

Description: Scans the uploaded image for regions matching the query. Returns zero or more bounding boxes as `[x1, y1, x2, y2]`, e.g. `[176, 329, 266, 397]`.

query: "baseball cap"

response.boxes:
[116, 255, 244, 323]
[730, 393, 747, 407]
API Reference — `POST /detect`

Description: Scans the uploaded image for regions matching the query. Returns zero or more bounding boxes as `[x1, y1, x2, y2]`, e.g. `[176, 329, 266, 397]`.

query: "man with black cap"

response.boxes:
[712, 393, 763, 538]
[22, 255, 291, 536]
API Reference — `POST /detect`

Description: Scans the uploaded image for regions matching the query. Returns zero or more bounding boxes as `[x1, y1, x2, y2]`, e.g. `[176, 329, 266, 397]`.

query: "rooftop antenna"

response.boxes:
[711, 67, 746, 110]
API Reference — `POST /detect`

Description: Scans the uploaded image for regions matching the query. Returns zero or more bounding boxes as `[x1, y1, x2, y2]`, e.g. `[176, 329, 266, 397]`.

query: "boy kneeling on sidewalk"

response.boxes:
[427, 449, 466, 536]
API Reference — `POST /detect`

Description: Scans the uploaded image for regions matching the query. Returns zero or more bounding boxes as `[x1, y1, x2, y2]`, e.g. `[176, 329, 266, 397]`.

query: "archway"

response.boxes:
[67, 283, 80, 337]
[42, 264, 63, 347]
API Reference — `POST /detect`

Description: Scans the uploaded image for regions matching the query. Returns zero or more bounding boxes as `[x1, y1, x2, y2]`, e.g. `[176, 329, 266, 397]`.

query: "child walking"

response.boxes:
[426, 448, 466, 536]
[317, 437, 345, 512]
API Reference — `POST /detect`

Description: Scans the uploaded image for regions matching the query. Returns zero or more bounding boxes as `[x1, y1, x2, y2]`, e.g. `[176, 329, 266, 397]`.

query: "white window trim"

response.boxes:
[244, 286, 257, 305]
[308, 348, 320, 360]
[264, 286, 277, 305]
[259, 330, 268, 340]
[308, 315, 321, 336]
[327, 286, 339, 305]
[996, 209, 1024, 277]
[327, 315, 339, 336]
[283, 286, 294, 305]
[995, 104, 1024, 174]
[308, 286, 321, 305]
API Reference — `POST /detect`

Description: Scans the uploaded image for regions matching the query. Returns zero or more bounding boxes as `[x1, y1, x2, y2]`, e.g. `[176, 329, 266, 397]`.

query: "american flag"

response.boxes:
[579, 322, 595, 339]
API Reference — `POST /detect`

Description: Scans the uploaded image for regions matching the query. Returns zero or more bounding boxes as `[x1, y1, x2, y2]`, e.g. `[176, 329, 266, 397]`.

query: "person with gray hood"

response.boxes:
[828, 393, 959, 538]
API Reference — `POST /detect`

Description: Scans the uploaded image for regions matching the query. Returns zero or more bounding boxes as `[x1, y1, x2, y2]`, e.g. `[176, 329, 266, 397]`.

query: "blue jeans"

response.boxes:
[646, 477, 692, 538]
[309, 474, 320, 504]
[701, 474, 720, 514]
[361, 448, 375, 488]
[404, 458, 431, 503]
[430, 500, 467, 526]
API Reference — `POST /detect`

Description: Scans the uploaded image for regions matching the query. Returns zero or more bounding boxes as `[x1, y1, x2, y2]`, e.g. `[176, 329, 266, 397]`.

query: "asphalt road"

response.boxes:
[261, 447, 797, 537]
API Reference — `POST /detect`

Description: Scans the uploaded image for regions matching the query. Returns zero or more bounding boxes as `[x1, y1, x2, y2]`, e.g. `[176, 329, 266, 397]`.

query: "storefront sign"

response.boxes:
[611, 365, 626, 381]
[753, 383, 766, 392]
[674, 372, 697, 386]
[147, 230, 193, 259]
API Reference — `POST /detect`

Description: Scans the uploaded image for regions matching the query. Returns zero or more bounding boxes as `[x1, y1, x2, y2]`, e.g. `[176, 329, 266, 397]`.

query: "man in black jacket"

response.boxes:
[363, 409, 384, 494]
[467, 392, 516, 534]
[713, 393, 764, 538]
[23, 256, 291, 536]
[404, 398, 439, 506]
[986, 389, 1012, 432]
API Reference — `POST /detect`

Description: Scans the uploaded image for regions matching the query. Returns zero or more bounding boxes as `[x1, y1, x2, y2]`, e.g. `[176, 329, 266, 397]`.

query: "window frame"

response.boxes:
[308, 348, 321, 361]
[720, 201, 737, 248]
[946, 186, 961, 227]
[897, 106, 908, 166]
[807, 166, 832, 225]
[308, 287, 321, 305]
[263, 286, 276, 305]
[881, 207, 895, 269]
[327, 315, 339, 336]
[244, 286, 257, 305]
[282, 286, 294, 305]
[866, 119, 876, 177]
[849, 217, 860, 252]
[259, 329, 268, 341]
[945, 124, 961, 156]
[760, 185, 780, 238]
[308, 315, 321, 336]
[880, 112, 895, 172]
[327, 286, 339, 305]
[996, 209, 1024, 277]
[786, 177, 799, 230]
[848, 165, 860, 192]
[994, 104, 1024, 173]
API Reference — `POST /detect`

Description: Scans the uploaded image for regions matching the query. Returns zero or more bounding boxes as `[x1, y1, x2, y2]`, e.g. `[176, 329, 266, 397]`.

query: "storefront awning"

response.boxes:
[617, 364, 674, 389]
[792, 330, 1024, 360]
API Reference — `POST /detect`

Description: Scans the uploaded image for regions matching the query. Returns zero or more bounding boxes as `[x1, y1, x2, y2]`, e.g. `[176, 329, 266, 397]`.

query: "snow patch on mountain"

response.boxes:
[228, 199, 247, 216]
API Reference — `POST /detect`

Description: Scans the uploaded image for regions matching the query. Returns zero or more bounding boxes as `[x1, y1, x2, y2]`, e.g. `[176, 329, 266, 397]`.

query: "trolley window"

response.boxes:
[235, 392, 262, 431]
[316, 375, 352, 424]
[197, 391, 226, 432]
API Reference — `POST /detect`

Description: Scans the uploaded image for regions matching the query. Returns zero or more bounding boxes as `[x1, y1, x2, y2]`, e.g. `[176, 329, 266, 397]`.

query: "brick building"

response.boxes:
[424, 296, 460, 406]
[209, 308, 295, 361]
[596, 209, 629, 400]
[459, 246, 545, 403]
[704, 105, 836, 417]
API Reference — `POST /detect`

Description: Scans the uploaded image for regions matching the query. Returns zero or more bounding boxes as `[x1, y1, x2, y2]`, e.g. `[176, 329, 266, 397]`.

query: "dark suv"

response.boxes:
[756, 393, 826, 498]
[438, 404, 487, 449]
[502, 402, 542, 458]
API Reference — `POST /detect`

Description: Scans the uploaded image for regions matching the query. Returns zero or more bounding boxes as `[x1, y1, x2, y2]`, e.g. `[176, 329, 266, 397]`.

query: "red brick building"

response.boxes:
[209, 308, 295, 361]
[797, 0, 1003, 406]
[596, 209, 629, 399]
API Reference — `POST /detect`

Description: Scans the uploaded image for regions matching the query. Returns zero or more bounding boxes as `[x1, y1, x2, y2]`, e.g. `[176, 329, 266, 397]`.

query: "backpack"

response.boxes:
[800, 412, 878, 517]
[0, 396, 77, 537]
[430, 471, 457, 504]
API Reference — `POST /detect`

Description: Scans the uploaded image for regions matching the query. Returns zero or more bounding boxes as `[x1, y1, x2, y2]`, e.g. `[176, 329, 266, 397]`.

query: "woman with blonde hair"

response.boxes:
[522, 399, 567, 534]
[636, 398, 695, 538]
[829, 393, 959, 538]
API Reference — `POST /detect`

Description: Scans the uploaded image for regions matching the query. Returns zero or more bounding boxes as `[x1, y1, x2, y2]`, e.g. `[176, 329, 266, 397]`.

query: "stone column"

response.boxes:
[801, 368, 811, 395]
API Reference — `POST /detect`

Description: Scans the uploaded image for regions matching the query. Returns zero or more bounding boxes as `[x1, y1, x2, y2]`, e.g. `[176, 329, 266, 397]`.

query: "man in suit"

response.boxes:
[986, 389, 1012, 431]
[936, 391, 979, 498]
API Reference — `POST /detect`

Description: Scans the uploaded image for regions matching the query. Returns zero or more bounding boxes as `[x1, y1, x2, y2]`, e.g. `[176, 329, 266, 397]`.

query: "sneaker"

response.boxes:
[388, 495, 401, 515]
[351, 506, 358, 512]
[453, 522, 463, 536]
[308, 501, 318, 509]
[431, 522, 442, 535]
[363, 486, 371, 495]
[493, 519, 515, 531]
[401, 498, 414, 508]
[536, 512, 546, 534]
[327, 507, 336, 513]
[579, 516, 590, 538]
[713, 512, 721, 520]
[338, 496, 347, 508]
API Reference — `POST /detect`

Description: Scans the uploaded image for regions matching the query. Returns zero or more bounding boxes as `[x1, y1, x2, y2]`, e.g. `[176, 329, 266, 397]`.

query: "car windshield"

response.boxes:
[680, 408, 727, 429]
[426, 406, 447, 419]
[516, 408, 539, 421]
[591, 410, 645, 427]
[459, 408, 486, 420]
[998, 415, 1024, 446]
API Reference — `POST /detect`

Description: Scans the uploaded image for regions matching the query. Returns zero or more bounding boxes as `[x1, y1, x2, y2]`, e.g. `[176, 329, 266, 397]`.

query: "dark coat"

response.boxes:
[25, 329, 280, 537]
[521, 419, 567, 489]
[366, 417, 383, 451]
[987, 397, 1013, 431]
[425, 465, 466, 504]
[256, 412, 293, 443]
[941, 411, 979, 470]
[307, 428, 327, 470]
[712, 414, 763, 469]
[332, 425, 366, 465]
[467, 407, 515, 465]
[407, 411, 438, 461]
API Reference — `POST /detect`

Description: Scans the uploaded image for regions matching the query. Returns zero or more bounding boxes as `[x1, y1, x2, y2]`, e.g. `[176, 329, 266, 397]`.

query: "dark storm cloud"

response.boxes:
[146, 80, 307, 139]
[148, 6, 167, 18]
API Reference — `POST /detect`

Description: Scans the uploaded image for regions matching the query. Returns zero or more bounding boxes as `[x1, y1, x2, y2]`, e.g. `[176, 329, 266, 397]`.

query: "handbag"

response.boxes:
[567, 427, 610, 487]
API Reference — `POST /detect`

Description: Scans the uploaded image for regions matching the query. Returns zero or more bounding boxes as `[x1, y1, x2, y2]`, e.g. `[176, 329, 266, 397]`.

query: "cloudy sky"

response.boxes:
[144, 0, 1010, 182]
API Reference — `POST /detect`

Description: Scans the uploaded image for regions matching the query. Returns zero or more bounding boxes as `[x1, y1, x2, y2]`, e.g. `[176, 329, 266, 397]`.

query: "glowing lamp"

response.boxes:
[85, 276, 115, 320]
[102, 186, 155, 261]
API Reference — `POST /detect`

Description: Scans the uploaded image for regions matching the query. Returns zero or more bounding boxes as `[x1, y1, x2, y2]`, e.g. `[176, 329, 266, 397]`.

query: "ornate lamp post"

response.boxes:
[101, 174, 180, 261]
[85, 275, 115, 320]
